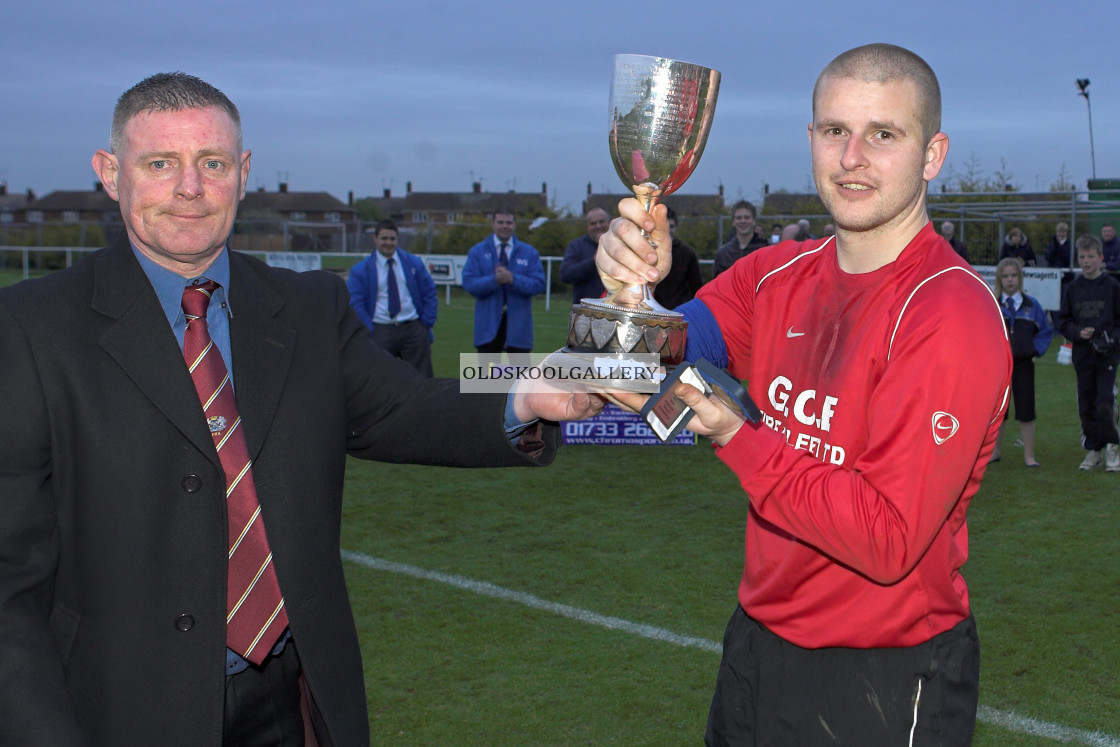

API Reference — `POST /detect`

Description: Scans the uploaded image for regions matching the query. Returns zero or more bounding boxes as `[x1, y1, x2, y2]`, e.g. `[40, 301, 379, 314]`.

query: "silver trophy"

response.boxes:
[565, 54, 721, 369]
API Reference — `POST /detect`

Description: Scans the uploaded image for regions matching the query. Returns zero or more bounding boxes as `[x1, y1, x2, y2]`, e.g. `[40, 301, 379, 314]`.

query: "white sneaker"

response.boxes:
[1106, 444, 1120, 472]
[1080, 450, 1103, 470]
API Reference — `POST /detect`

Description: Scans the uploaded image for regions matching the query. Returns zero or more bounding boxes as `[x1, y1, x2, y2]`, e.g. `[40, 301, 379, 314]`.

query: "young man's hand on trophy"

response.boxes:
[594, 197, 748, 447]
[596, 198, 673, 295]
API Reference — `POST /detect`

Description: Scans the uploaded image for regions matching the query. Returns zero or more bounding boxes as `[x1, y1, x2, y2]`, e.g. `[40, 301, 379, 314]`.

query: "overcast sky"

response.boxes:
[3, 0, 1118, 214]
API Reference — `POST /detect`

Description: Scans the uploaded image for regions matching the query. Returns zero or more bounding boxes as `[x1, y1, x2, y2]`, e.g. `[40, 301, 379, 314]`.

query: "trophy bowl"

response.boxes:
[565, 54, 720, 369]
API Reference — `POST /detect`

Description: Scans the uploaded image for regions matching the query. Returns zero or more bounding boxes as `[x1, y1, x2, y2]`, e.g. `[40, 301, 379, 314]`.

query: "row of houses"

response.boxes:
[0, 182, 360, 227]
[4, 178, 1118, 256]
[0, 178, 741, 233]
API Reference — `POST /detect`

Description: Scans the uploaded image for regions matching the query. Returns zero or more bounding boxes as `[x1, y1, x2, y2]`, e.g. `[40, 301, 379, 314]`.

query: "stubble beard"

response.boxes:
[818, 173, 928, 236]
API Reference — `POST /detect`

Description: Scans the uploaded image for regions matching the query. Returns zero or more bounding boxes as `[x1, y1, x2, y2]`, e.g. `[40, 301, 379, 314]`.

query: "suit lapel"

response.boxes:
[90, 241, 295, 465]
[226, 253, 296, 461]
[92, 237, 222, 468]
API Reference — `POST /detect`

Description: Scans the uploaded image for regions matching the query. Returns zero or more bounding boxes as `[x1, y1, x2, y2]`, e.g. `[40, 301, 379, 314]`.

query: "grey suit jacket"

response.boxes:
[0, 235, 556, 745]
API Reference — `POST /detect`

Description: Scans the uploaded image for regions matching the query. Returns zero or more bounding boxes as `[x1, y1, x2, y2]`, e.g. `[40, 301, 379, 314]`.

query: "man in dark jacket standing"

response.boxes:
[560, 207, 611, 303]
[712, 200, 768, 279]
[0, 72, 600, 746]
[939, 220, 970, 262]
[1101, 223, 1120, 271]
[1045, 222, 1072, 269]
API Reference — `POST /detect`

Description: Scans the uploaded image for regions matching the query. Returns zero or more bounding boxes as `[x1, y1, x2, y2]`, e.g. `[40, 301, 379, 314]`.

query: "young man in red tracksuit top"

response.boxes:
[598, 44, 1011, 745]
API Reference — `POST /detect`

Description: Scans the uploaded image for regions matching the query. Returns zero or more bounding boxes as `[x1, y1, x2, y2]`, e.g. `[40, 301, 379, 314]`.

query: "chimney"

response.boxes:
[27, 188, 36, 201]
[587, 182, 593, 196]
[473, 181, 481, 194]
[383, 188, 391, 199]
[718, 184, 724, 197]
[279, 182, 288, 193]
[406, 181, 412, 194]
[0, 183, 7, 196]
[348, 190, 354, 205]
[541, 181, 547, 195]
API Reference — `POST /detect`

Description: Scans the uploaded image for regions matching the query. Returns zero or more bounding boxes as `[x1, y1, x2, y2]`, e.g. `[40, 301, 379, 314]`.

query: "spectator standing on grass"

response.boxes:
[1045, 222, 1072, 269]
[991, 257, 1052, 467]
[1101, 223, 1120, 272]
[559, 207, 610, 303]
[462, 209, 546, 354]
[1001, 226, 1036, 266]
[0, 72, 601, 745]
[780, 222, 803, 242]
[1057, 234, 1120, 471]
[597, 43, 1010, 744]
[653, 207, 703, 309]
[347, 219, 438, 376]
[940, 220, 970, 262]
[712, 200, 768, 278]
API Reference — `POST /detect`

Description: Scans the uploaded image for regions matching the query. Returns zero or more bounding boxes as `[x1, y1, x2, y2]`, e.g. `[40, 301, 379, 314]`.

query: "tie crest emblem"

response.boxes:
[207, 414, 228, 433]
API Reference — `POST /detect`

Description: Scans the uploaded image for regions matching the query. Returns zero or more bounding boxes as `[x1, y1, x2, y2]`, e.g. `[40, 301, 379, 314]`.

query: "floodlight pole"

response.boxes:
[1077, 79, 1097, 180]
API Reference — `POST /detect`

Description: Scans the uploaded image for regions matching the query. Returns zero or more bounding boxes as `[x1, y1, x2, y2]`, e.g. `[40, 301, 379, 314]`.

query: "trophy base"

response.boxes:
[564, 298, 687, 367]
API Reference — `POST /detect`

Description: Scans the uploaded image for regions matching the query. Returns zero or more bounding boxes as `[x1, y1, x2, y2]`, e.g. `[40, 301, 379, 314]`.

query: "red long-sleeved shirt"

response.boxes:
[696, 223, 1011, 648]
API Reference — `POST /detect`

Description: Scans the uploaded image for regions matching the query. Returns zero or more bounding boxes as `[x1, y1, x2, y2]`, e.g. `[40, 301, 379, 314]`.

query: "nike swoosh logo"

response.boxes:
[786, 327, 806, 338]
[932, 412, 960, 444]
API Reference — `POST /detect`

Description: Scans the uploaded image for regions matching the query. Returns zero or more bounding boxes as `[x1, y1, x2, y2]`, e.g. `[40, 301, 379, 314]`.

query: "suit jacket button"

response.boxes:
[181, 475, 202, 493]
[175, 614, 196, 632]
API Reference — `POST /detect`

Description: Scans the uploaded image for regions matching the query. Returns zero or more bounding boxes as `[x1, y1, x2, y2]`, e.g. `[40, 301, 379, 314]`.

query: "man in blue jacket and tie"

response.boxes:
[462, 209, 546, 353]
[347, 219, 438, 375]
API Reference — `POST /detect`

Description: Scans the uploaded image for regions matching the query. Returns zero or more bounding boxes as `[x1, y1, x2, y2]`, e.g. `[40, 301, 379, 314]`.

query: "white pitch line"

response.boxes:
[975, 706, 1120, 747]
[342, 550, 1120, 747]
[342, 551, 719, 653]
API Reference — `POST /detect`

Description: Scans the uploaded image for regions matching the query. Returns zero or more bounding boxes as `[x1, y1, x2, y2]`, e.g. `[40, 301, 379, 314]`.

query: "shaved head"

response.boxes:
[813, 43, 941, 144]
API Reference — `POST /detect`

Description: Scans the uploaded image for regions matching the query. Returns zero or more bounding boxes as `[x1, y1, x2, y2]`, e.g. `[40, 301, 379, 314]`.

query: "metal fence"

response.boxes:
[0, 246, 602, 312]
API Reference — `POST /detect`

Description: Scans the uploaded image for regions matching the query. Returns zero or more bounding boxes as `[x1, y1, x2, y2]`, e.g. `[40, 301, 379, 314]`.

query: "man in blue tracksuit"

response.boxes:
[461, 209, 546, 353]
[347, 219, 438, 376]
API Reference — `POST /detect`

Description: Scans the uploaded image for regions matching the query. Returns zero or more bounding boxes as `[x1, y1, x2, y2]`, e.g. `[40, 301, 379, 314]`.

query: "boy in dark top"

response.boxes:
[1057, 234, 1120, 471]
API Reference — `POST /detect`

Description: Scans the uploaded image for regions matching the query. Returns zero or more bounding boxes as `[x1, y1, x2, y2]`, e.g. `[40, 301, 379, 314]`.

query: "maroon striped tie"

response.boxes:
[182, 281, 288, 665]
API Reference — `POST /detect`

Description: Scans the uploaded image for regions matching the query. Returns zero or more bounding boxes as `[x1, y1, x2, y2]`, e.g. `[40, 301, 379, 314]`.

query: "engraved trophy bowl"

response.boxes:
[565, 54, 720, 369]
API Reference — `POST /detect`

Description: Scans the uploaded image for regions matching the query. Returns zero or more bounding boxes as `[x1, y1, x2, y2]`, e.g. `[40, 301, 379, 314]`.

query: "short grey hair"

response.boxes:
[110, 72, 241, 154]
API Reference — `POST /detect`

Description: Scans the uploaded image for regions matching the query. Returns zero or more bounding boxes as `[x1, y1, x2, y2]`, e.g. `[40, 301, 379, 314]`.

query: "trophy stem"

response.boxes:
[595, 283, 676, 315]
[634, 182, 662, 249]
[594, 181, 673, 312]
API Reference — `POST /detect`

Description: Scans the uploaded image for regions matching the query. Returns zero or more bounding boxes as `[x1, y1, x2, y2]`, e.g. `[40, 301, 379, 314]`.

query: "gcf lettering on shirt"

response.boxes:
[762, 375, 846, 465]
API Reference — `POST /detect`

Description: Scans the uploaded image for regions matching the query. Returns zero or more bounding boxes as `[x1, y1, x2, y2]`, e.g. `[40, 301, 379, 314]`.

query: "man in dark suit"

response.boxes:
[0, 72, 600, 745]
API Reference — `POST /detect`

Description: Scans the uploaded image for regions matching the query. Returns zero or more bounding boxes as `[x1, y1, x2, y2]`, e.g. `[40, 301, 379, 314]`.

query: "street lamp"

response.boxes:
[1076, 78, 1097, 180]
